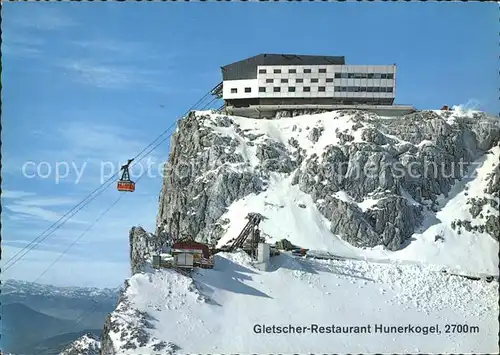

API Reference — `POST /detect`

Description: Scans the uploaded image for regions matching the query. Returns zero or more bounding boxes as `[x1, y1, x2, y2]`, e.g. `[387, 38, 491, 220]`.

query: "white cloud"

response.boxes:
[1, 190, 37, 199]
[14, 196, 80, 207]
[70, 39, 154, 59]
[2, 33, 46, 58]
[2, 191, 88, 225]
[2, 43, 43, 58]
[4, 203, 87, 225]
[61, 60, 163, 90]
[9, 7, 77, 31]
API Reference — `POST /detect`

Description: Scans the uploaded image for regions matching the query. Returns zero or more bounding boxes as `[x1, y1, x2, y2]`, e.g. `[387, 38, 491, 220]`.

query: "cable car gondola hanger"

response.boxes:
[117, 159, 135, 192]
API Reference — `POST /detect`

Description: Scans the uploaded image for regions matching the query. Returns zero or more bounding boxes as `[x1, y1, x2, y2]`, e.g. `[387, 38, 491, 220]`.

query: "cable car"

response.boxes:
[117, 159, 135, 192]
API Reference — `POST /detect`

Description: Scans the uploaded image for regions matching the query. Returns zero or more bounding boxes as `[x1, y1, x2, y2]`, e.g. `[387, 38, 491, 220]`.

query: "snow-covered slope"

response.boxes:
[59, 333, 101, 355]
[215, 146, 500, 276]
[102, 252, 498, 354]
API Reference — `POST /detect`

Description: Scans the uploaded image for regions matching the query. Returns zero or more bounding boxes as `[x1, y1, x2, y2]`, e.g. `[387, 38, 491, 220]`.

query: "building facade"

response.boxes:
[220, 54, 396, 109]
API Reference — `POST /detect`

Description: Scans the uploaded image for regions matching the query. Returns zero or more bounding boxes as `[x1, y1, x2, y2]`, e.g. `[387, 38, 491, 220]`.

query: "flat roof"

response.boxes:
[221, 53, 346, 80]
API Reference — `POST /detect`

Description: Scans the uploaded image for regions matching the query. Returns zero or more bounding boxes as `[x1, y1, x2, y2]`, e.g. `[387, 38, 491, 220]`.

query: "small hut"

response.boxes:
[171, 240, 213, 269]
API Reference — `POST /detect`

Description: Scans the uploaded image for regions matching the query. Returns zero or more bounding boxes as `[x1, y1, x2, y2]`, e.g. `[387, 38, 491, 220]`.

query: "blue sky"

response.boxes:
[2, 2, 497, 288]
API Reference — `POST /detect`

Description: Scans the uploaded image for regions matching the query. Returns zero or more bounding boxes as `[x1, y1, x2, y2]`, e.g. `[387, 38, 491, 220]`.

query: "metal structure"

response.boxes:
[117, 159, 135, 192]
[223, 213, 263, 257]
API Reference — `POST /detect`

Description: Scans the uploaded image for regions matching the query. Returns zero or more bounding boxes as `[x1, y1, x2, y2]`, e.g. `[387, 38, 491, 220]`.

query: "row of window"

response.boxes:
[259, 68, 320, 74]
[262, 75, 393, 84]
[258, 68, 394, 79]
[335, 86, 394, 93]
[264, 78, 330, 84]
[335, 73, 394, 79]
[230, 86, 394, 94]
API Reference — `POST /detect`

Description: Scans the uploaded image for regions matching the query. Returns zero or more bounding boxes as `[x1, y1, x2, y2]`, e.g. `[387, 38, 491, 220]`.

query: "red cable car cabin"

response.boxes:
[117, 159, 135, 192]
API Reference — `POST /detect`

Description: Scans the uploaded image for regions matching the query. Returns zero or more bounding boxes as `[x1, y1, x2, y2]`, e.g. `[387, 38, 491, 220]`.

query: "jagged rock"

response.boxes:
[485, 215, 500, 241]
[129, 226, 157, 275]
[335, 129, 355, 144]
[361, 127, 389, 145]
[156, 113, 267, 244]
[308, 126, 324, 143]
[485, 165, 500, 196]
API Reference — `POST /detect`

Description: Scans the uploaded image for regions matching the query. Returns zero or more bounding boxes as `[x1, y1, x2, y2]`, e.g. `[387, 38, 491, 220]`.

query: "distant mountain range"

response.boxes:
[1, 279, 119, 355]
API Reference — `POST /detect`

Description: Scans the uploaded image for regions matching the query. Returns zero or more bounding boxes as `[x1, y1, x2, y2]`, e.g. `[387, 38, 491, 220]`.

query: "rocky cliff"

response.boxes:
[154, 109, 499, 252]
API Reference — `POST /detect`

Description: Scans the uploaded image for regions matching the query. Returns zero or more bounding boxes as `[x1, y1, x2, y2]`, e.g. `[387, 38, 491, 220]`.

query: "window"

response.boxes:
[380, 87, 386, 93]
[259, 69, 267, 74]
[326, 78, 333, 83]
[274, 69, 282, 74]
[304, 69, 312, 74]
[341, 73, 348, 79]
[373, 73, 382, 79]
[289, 69, 297, 74]
[296, 78, 304, 83]
[381, 74, 387, 79]
[367, 73, 374, 79]
[231, 88, 237, 93]
[281, 78, 288, 83]
[387, 73, 394, 79]
[348, 73, 355, 79]
[245, 87, 251, 93]
[311, 78, 319, 83]
[334, 86, 341, 91]
[360, 87, 367, 92]
[303, 87, 311, 92]
[334, 73, 341, 79]
[367, 87, 374, 92]
[266, 79, 273, 83]
[387, 87, 393, 93]
[319, 68, 327, 74]
[273, 87, 281, 92]
[259, 87, 266, 93]
[318, 86, 326, 92]
[373, 87, 380, 92]
[288, 87, 296, 92]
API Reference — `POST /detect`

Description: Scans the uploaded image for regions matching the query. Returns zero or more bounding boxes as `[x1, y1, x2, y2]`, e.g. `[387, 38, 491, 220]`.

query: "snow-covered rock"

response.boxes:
[108, 108, 499, 354]
[150, 109, 499, 271]
[59, 333, 100, 355]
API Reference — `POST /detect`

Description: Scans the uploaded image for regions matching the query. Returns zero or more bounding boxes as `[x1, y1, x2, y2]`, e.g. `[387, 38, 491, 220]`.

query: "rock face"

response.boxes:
[155, 112, 268, 246]
[129, 226, 157, 275]
[154, 109, 500, 250]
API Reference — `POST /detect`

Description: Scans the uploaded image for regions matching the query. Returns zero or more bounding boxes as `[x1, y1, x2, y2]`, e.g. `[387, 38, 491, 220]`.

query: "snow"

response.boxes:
[205, 110, 359, 168]
[111, 252, 498, 354]
[60, 333, 100, 355]
[215, 154, 499, 277]
[202, 111, 499, 277]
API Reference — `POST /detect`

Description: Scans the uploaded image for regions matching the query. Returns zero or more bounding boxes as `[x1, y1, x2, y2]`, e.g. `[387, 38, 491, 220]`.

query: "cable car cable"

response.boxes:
[3, 86, 221, 271]
[31, 195, 124, 284]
